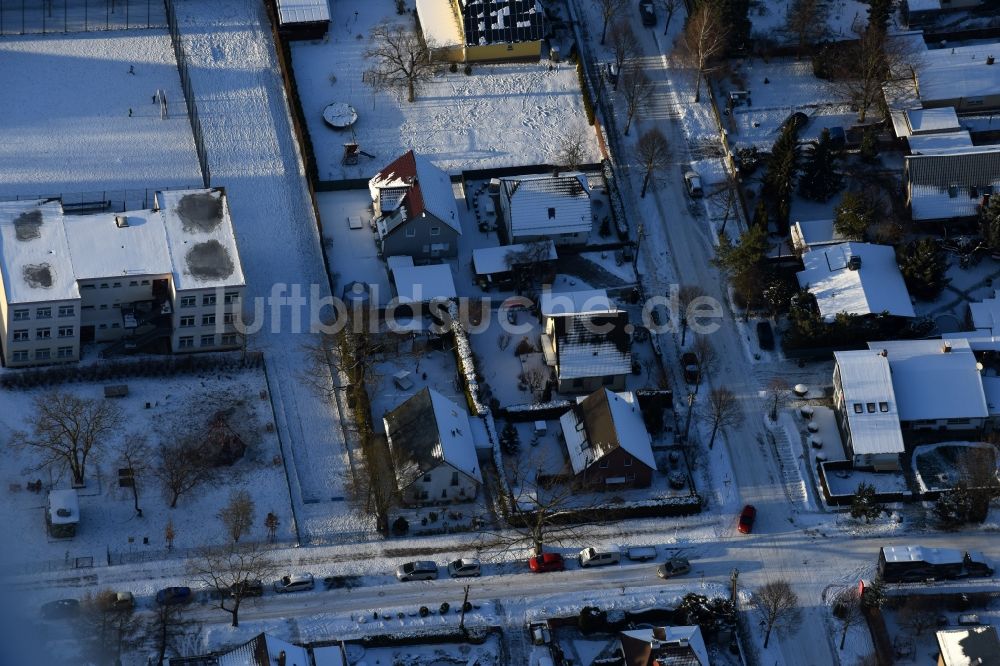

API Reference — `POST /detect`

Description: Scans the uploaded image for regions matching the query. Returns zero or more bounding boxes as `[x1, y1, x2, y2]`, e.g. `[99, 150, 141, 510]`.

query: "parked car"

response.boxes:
[155, 586, 192, 606]
[578, 547, 621, 568]
[737, 505, 757, 534]
[756, 321, 775, 350]
[683, 170, 704, 198]
[396, 561, 439, 582]
[626, 546, 658, 562]
[230, 579, 264, 598]
[41, 598, 80, 619]
[782, 111, 809, 132]
[656, 557, 692, 579]
[273, 573, 314, 593]
[529, 553, 565, 573]
[447, 558, 481, 578]
[638, 0, 656, 26]
[681, 352, 700, 384]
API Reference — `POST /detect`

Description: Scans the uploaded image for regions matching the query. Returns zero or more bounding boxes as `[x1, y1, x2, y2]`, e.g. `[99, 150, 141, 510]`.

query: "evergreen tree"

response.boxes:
[762, 122, 800, 235]
[980, 195, 1000, 253]
[897, 238, 950, 300]
[850, 482, 883, 523]
[798, 129, 843, 202]
[762, 276, 795, 319]
[859, 127, 879, 163]
[715, 226, 769, 315]
[933, 483, 976, 527]
[861, 578, 886, 610]
[698, 0, 750, 55]
[751, 199, 769, 231]
[866, 0, 893, 33]
[499, 421, 520, 455]
[833, 191, 878, 241]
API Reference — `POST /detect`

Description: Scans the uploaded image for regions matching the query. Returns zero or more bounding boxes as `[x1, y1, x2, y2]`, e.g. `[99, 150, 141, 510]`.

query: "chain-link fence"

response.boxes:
[164, 0, 210, 188]
[0, 0, 165, 35]
[0, 184, 202, 213]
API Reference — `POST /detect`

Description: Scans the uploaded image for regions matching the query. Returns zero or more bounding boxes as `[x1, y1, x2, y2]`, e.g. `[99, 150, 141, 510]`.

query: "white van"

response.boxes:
[578, 547, 621, 568]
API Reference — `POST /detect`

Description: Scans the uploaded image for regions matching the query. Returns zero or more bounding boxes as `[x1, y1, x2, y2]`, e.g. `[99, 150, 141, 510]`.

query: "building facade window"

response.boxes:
[12, 330, 28, 342]
[221, 333, 237, 346]
[129, 280, 139, 287]
[36, 307, 51, 319]
[202, 294, 216, 306]
[178, 336, 194, 349]
[224, 292, 239, 304]
[430, 226, 441, 236]
[35, 349, 50, 360]
[112, 282, 121, 288]
[36, 328, 51, 340]
[223, 312, 234, 324]
[57, 305, 74, 317]
[200, 334, 215, 347]
[405, 227, 416, 237]
[58, 326, 73, 338]
[57, 346, 73, 359]
[12, 309, 29, 321]
[100, 283, 109, 289]
[180, 296, 196, 308]
[12, 350, 28, 362]
[202, 314, 216, 326]
[180, 316, 195, 327]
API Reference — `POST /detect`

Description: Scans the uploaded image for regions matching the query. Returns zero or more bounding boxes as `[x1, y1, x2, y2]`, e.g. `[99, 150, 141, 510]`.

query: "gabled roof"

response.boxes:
[388, 258, 457, 302]
[501, 172, 592, 238]
[918, 42, 1000, 106]
[415, 0, 464, 48]
[369, 151, 461, 234]
[905, 148, 1000, 220]
[217, 633, 310, 666]
[907, 131, 973, 155]
[460, 0, 544, 47]
[540, 289, 613, 317]
[833, 351, 905, 456]
[384, 388, 482, 490]
[619, 626, 708, 666]
[560, 389, 655, 475]
[797, 242, 915, 321]
[276, 0, 330, 25]
[554, 311, 631, 380]
[937, 626, 1000, 666]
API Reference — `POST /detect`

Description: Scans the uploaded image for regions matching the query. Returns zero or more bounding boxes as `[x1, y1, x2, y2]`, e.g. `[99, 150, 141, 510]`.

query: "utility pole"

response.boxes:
[459, 584, 471, 635]
[683, 392, 695, 441]
[730, 568, 739, 605]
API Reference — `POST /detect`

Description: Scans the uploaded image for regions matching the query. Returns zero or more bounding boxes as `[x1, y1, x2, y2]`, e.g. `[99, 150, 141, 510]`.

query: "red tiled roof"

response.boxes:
[375, 150, 426, 218]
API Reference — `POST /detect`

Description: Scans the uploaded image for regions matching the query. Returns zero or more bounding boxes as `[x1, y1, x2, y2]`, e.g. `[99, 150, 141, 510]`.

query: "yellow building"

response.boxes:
[416, 0, 543, 63]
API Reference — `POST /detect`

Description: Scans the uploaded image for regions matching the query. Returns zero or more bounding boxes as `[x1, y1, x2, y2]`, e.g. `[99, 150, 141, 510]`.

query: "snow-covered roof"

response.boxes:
[936, 626, 1000, 666]
[62, 210, 172, 280]
[47, 489, 79, 525]
[276, 0, 330, 26]
[217, 632, 310, 666]
[369, 151, 461, 235]
[619, 626, 710, 666]
[560, 390, 655, 475]
[833, 351, 905, 456]
[383, 388, 482, 489]
[156, 189, 245, 292]
[311, 645, 347, 666]
[472, 240, 557, 275]
[905, 107, 960, 135]
[797, 243, 915, 321]
[0, 199, 79, 303]
[906, 147, 1000, 220]
[867, 339, 988, 421]
[553, 310, 631, 380]
[500, 172, 592, 239]
[980, 376, 1000, 416]
[790, 219, 844, 252]
[905, 0, 941, 10]
[970, 290, 1000, 335]
[918, 42, 1000, 105]
[881, 544, 966, 565]
[391, 262, 457, 303]
[540, 289, 612, 317]
[460, 0, 544, 47]
[908, 131, 973, 155]
[416, 0, 464, 48]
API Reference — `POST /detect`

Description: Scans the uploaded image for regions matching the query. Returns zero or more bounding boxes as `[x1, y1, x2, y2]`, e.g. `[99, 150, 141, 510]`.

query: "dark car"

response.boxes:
[529, 553, 565, 573]
[230, 579, 264, 598]
[782, 111, 809, 132]
[639, 0, 656, 26]
[681, 352, 700, 384]
[41, 599, 80, 619]
[756, 321, 775, 350]
[737, 505, 757, 534]
[155, 586, 193, 606]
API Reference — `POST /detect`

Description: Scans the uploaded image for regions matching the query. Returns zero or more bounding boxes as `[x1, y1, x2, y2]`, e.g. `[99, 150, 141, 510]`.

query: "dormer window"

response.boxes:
[853, 403, 863, 414]
[879, 402, 888, 412]
[866, 403, 876, 413]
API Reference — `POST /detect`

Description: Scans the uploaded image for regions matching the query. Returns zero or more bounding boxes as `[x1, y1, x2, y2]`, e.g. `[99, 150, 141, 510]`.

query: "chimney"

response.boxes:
[988, 55, 995, 65]
[115, 214, 129, 228]
[880, 349, 888, 357]
[847, 255, 862, 271]
[942, 342, 952, 353]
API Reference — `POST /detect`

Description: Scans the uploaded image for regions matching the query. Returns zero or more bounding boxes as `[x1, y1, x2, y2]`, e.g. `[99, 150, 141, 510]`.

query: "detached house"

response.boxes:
[369, 151, 461, 259]
[560, 388, 656, 489]
[540, 289, 631, 393]
[416, 0, 544, 63]
[904, 147, 1000, 223]
[383, 388, 482, 506]
[832, 350, 906, 471]
[499, 172, 593, 245]
[619, 626, 710, 666]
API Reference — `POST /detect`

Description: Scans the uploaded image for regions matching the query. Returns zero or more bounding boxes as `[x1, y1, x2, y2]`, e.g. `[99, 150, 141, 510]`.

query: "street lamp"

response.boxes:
[730, 568, 739, 604]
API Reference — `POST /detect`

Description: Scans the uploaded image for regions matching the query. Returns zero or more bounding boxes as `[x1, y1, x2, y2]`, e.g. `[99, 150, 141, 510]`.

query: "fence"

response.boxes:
[0, 0, 165, 35]
[0, 184, 201, 213]
[163, 0, 210, 188]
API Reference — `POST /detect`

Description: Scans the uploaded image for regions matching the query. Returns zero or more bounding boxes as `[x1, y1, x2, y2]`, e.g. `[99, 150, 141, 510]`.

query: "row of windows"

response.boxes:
[10, 346, 74, 362]
[179, 313, 234, 327]
[178, 333, 238, 349]
[853, 401, 890, 414]
[81, 279, 150, 290]
[12, 305, 75, 321]
[11, 326, 74, 342]
[178, 292, 239, 308]
[404, 227, 441, 238]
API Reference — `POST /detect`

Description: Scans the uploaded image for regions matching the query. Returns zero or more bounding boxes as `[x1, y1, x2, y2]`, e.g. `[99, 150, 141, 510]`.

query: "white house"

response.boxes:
[832, 350, 906, 471]
[383, 388, 482, 506]
[0, 189, 245, 368]
[797, 242, 915, 322]
[498, 172, 593, 245]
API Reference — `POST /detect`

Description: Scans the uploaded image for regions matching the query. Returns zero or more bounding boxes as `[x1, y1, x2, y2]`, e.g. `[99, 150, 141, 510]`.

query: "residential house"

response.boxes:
[369, 151, 461, 259]
[274, 0, 330, 40]
[471, 240, 557, 289]
[796, 242, 915, 322]
[832, 350, 906, 471]
[904, 0, 984, 28]
[936, 626, 1000, 666]
[560, 388, 656, 489]
[498, 172, 593, 246]
[904, 147, 1000, 222]
[383, 388, 483, 506]
[416, 0, 544, 62]
[619, 626, 710, 666]
[0, 189, 246, 368]
[968, 289, 1000, 336]
[539, 289, 631, 393]
[911, 42, 1000, 112]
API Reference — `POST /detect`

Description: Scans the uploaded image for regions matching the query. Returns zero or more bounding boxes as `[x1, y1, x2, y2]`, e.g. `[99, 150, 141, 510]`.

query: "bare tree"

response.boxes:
[364, 20, 436, 103]
[153, 439, 213, 509]
[677, 3, 727, 102]
[593, 0, 629, 44]
[704, 387, 743, 449]
[676, 285, 706, 345]
[608, 21, 639, 92]
[754, 580, 800, 648]
[146, 603, 193, 665]
[264, 511, 280, 543]
[556, 127, 590, 170]
[636, 128, 671, 198]
[189, 542, 277, 627]
[833, 587, 866, 650]
[118, 436, 151, 518]
[765, 377, 792, 421]
[956, 448, 1000, 522]
[218, 489, 255, 543]
[620, 66, 653, 136]
[654, 0, 681, 36]
[898, 596, 937, 636]
[785, 0, 828, 60]
[77, 589, 141, 664]
[833, 27, 923, 123]
[691, 334, 719, 393]
[11, 393, 123, 486]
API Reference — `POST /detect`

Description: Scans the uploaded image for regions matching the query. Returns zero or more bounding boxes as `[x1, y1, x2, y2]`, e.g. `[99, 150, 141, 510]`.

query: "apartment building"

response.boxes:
[0, 188, 246, 368]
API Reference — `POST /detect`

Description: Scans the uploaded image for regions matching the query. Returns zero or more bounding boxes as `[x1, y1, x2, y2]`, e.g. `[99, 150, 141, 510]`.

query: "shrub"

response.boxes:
[449, 62, 458, 73]
[440, 602, 450, 614]
[391, 516, 409, 536]
[419, 606, 429, 617]
[464, 64, 472, 75]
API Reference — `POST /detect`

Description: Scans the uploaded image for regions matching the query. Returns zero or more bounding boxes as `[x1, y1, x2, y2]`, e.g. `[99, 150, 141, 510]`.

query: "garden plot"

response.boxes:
[912, 442, 999, 494]
[288, 0, 598, 180]
[0, 30, 201, 200]
[368, 342, 465, 435]
[0, 369, 295, 573]
[748, 0, 902, 42]
[913, 256, 1000, 334]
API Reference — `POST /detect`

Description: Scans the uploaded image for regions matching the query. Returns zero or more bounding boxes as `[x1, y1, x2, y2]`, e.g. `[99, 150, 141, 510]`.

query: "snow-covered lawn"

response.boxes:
[912, 441, 998, 494]
[288, 0, 598, 180]
[748, 0, 903, 42]
[0, 30, 202, 201]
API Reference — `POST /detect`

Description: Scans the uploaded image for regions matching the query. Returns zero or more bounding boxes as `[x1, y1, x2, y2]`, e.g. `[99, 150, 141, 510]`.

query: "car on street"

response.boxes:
[683, 170, 704, 198]
[738, 505, 757, 534]
[529, 553, 565, 573]
[396, 561, 439, 581]
[447, 558, 482, 578]
[756, 321, 775, 350]
[155, 586, 193, 606]
[638, 0, 656, 26]
[656, 557, 692, 579]
[273, 573, 314, 593]
[40, 598, 80, 619]
[681, 352, 700, 384]
[230, 579, 265, 598]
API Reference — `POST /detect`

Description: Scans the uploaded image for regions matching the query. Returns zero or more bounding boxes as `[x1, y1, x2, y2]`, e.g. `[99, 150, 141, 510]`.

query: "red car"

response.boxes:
[529, 553, 565, 573]
[737, 505, 757, 534]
